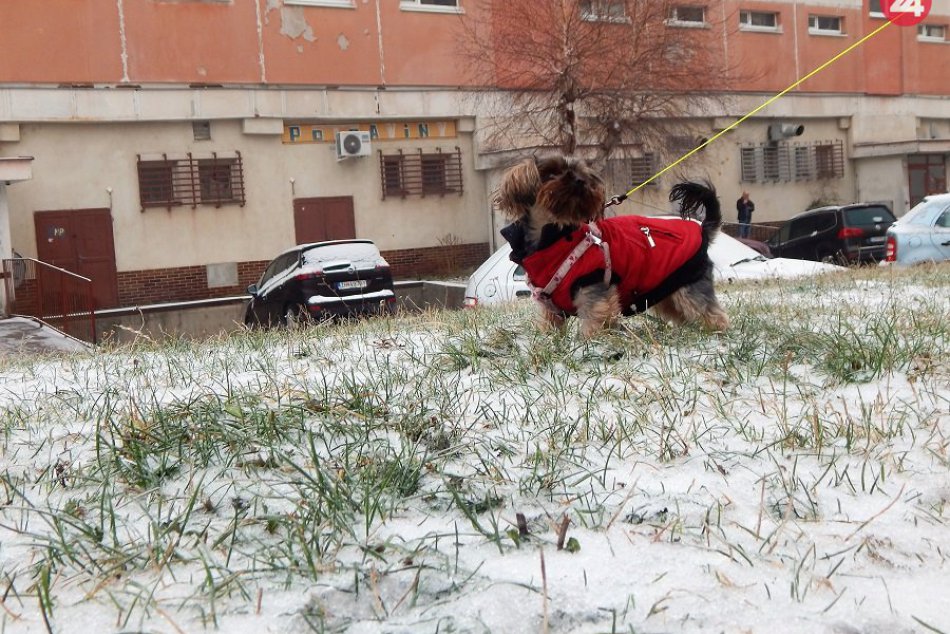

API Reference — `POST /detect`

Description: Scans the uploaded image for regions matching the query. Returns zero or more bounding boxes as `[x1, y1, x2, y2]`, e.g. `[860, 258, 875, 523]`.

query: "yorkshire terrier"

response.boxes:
[496, 155, 729, 338]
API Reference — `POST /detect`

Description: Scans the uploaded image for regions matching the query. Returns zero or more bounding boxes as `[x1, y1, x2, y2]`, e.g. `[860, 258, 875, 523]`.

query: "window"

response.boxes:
[740, 10, 779, 31]
[399, 0, 461, 12]
[137, 152, 245, 211]
[762, 145, 781, 181]
[606, 154, 657, 192]
[740, 147, 757, 183]
[668, 5, 706, 26]
[193, 120, 211, 141]
[794, 146, 812, 180]
[918, 24, 947, 41]
[379, 148, 464, 199]
[198, 158, 242, 205]
[869, 0, 884, 17]
[382, 155, 406, 198]
[808, 15, 843, 35]
[284, 0, 355, 6]
[138, 160, 177, 207]
[421, 154, 450, 194]
[580, 0, 626, 21]
[815, 144, 840, 179]
[739, 141, 843, 183]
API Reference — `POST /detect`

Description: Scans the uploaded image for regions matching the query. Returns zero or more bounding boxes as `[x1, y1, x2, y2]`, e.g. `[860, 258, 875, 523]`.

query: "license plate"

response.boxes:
[337, 280, 367, 290]
[868, 236, 886, 244]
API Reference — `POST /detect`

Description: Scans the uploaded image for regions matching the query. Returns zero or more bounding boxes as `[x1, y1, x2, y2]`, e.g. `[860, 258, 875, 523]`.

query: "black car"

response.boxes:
[767, 203, 896, 264]
[244, 240, 396, 328]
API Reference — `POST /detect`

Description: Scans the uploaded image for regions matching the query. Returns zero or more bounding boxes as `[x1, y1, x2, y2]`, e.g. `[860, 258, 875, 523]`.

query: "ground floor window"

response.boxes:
[378, 147, 463, 199]
[137, 152, 245, 211]
[740, 140, 844, 184]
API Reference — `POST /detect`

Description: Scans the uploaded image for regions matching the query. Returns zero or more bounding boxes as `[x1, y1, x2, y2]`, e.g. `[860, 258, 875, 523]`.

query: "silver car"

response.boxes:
[884, 193, 950, 265]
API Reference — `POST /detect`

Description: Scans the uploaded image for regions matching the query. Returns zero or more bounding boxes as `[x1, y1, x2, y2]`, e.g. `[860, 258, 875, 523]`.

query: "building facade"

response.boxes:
[1, 0, 948, 311]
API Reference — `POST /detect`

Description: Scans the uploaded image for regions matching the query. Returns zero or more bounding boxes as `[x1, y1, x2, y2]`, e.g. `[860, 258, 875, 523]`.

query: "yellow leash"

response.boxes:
[614, 19, 895, 202]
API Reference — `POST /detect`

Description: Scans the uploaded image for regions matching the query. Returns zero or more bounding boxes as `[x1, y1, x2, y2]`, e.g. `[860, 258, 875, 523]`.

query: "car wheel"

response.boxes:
[283, 304, 307, 329]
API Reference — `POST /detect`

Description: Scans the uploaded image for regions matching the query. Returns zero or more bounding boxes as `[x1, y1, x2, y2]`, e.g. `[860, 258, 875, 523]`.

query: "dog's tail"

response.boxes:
[669, 181, 721, 234]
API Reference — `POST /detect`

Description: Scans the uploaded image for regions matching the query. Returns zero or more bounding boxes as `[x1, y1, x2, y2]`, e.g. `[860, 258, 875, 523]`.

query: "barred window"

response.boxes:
[137, 152, 245, 211]
[382, 155, 407, 198]
[739, 140, 843, 183]
[379, 147, 463, 199]
[606, 154, 657, 193]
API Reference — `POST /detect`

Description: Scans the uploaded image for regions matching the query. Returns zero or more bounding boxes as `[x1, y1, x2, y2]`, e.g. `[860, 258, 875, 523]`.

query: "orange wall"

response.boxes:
[260, 3, 382, 85]
[0, 0, 946, 96]
[0, 1, 123, 83]
[122, 0, 262, 83]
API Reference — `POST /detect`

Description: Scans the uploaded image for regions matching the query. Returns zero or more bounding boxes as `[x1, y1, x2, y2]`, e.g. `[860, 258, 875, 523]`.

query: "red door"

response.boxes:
[293, 197, 356, 244]
[35, 209, 119, 309]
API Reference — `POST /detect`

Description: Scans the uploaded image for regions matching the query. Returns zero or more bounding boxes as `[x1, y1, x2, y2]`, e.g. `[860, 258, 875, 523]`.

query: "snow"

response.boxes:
[0, 269, 948, 634]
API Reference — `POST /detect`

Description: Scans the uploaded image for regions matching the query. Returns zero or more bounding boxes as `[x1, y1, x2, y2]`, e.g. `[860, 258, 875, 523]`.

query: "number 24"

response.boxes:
[889, 0, 925, 17]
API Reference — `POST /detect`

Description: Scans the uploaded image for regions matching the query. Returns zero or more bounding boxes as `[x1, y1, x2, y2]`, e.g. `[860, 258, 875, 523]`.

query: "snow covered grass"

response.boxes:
[1, 262, 948, 633]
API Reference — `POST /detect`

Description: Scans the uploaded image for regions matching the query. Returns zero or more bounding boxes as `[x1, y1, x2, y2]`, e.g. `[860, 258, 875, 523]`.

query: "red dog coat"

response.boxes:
[513, 216, 705, 315]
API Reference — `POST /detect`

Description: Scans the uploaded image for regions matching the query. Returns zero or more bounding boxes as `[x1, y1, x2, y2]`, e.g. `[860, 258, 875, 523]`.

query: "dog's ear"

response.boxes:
[494, 158, 541, 220]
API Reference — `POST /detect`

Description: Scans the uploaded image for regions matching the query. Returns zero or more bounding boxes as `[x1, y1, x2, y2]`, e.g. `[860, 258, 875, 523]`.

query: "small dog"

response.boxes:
[496, 155, 729, 338]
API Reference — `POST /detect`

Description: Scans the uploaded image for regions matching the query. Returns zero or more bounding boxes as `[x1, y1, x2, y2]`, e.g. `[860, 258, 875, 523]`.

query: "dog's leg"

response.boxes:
[573, 284, 621, 339]
[539, 306, 566, 332]
[653, 284, 729, 332]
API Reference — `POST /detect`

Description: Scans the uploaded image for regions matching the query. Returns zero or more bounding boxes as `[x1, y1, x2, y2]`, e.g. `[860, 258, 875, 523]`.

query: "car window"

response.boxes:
[938, 207, 950, 228]
[301, 242, 382, 268]
[260, 252, 299, 286]
[513, 265, 526, 281]
[900, 199, 949, 227]
[844, 205, 895, 227]
[813, 212, 837, 233]
[789, 215, 821, 239]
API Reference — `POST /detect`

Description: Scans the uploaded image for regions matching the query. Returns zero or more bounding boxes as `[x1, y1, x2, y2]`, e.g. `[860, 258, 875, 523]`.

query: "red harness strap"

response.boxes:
[530, 221, 612, 313]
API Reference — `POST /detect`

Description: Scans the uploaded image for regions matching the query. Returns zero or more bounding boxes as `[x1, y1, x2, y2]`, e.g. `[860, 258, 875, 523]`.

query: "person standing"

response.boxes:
[736, 191, 755, 239]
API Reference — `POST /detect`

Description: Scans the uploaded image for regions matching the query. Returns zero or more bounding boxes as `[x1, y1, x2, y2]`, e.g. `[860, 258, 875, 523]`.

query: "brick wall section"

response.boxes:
[382, 242, 490, 279]
[116, 260, 269, 306]
[113, 243, 489, 306]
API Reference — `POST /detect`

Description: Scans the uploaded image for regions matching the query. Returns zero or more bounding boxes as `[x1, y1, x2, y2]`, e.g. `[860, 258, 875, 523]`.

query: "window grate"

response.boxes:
[379, 147, 463, 199]
[607, 154, 657, 192]
[739, 140, 843, 183]
[137, 152, 245, 211]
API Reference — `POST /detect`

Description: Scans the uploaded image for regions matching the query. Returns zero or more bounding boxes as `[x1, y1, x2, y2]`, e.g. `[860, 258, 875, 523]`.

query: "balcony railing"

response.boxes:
[2, 257, 97, 344]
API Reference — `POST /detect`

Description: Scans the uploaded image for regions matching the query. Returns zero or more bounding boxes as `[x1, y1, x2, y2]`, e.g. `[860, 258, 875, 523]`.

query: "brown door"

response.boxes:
[293, 196, 356, 244]
[908, 154, 947, 208]
[35, 209, 119, 309]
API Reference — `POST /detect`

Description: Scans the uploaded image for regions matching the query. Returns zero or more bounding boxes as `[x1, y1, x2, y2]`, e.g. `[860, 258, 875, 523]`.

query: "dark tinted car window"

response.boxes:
[844, 206, 895, 227]
[789, 214, 831, 239]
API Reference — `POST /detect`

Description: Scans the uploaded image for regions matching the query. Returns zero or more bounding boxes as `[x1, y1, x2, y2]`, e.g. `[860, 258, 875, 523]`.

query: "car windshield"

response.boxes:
[896, 198, 948, 227]
[844, 205, 895, 227]
[301, 242, 382, 268]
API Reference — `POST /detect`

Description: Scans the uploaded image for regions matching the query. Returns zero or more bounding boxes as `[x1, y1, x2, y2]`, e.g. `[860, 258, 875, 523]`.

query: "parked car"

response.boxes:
[884, 193, 950, 265]
[767, 203, 896, 264]
[463, 225, 842, 307]
[244, 240, 396, 328]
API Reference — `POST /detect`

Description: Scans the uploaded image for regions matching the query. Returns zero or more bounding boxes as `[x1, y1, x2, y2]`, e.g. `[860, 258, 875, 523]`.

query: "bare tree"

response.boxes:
[458, 0, 735, 171]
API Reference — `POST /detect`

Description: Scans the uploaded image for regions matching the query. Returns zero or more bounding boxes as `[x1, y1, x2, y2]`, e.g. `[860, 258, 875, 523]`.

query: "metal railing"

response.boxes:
[2, 257, 97, 344]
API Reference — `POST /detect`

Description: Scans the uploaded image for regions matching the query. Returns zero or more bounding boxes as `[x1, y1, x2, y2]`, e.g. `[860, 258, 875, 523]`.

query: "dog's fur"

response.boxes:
[496, 155, 729, 338]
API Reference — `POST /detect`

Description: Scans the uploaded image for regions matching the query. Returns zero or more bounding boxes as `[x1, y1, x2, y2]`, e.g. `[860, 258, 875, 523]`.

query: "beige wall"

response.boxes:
[5, 118, 488, 272]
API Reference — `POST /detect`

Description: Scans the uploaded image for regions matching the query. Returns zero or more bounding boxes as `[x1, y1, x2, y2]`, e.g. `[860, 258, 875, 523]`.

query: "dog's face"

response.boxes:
[496, 156, 606, 226]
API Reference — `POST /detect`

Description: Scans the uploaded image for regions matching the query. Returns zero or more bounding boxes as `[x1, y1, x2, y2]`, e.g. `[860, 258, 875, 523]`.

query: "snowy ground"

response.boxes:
[0, 263, 948, 633]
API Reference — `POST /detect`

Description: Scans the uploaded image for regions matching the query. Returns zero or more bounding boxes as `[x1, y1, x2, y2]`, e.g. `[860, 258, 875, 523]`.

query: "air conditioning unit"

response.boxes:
[336, 131, 371, 159]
